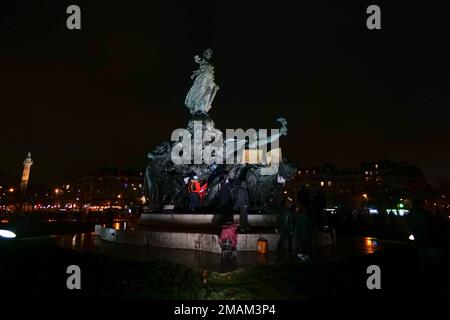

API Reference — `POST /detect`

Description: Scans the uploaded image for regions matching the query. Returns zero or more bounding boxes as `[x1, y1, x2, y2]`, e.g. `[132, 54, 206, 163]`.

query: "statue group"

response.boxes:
[143, 49, 296, 213]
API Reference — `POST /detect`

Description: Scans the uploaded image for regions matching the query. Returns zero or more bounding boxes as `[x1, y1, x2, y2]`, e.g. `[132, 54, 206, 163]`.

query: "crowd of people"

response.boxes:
[186, 173, 450, 266]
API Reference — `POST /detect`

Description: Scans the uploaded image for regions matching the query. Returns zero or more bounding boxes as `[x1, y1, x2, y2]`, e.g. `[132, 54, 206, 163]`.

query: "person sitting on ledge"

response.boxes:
[220, 219, 238, 259]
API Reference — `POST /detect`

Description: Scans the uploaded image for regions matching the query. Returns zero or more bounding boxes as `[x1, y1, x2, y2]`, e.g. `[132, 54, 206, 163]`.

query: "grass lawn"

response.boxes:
[1, 237, 449, 299]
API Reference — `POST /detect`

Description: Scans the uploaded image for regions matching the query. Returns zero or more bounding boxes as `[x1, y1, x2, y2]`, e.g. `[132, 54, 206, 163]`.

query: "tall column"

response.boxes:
[20, 152, 33, 197]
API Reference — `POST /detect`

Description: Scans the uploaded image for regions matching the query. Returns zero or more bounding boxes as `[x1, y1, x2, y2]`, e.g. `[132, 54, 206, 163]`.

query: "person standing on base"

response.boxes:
[217, 174, 233, 213]
[188, 176, 200, 211]
[234, 181, 251, 232]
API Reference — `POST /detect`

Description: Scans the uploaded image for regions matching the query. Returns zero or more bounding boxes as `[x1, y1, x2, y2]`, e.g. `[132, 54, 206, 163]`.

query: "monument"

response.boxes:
[96, 50, 333, 254]
[20, 152, 33, 197]
[142, 49, 296, 214]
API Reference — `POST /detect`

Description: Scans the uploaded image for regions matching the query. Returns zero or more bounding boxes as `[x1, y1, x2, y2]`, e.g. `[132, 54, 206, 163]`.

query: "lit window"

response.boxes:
[328, 181, 332, 187]
[320, 181, 324, 187]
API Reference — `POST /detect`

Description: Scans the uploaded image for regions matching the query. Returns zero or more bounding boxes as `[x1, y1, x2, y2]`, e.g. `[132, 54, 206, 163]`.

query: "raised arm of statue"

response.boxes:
[248, 117, 288, 149]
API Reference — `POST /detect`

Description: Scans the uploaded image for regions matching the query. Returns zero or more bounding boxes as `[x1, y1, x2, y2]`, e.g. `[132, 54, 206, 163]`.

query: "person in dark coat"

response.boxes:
[234, 181, 251, 232]
[217, 174, 233, 212]
[407, 198, 443, 269]
[276, 198, 295, 260]
[295, 203, 314, 261]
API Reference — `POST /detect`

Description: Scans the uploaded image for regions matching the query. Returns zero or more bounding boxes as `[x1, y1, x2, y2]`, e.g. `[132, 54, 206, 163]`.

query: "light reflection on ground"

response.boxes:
[58, 232, 385, 273]
[363, 237, 379, 254]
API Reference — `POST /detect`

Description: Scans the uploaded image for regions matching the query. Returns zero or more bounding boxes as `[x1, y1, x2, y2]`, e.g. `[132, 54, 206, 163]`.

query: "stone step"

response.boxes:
[97, 225, 334, 253]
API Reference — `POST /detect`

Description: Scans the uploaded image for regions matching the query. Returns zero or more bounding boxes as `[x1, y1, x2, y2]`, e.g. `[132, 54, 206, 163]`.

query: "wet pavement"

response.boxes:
[57, 232, 395, 273]
[5, 229, 447, 299]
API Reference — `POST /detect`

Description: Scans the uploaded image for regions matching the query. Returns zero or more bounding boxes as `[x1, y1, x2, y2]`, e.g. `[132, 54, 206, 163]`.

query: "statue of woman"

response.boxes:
[185, 49, 220, 115]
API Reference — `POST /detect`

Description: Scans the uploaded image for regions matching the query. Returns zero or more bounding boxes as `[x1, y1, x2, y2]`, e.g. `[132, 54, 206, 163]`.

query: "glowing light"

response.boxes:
[363, 237, 377, 254]
[54, 188, 60, 195]
[398, 203, 404, 208]
[362, 193, 368, 199]
[117, 194, 122, 199]
[8, 188, 14, 193]
[0, 229, 16, 238]
[409, 234, 415, 241]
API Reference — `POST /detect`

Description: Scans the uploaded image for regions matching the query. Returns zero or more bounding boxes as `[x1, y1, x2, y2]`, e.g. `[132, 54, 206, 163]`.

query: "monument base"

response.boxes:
[138, 212, 277, 229]
[95, 224, 334, 253]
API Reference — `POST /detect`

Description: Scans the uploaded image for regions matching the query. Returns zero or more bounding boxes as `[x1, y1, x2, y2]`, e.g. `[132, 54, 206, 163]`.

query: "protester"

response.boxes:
[295, 198, 314, 261]
[276, 197, 295, 260]
[407, 198, 443, 270]
[234, 181, 251, 232]
[217, 174, 233, 212]
[188, 176, 200, 211]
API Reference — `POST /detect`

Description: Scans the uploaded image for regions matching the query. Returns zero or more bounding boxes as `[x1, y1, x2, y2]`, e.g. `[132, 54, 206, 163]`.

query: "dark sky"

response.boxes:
[1, 1, 449, 186]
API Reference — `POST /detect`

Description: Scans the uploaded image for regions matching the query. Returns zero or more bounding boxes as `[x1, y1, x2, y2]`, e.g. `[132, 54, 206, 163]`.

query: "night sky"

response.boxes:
[1, 1, 449, 186]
